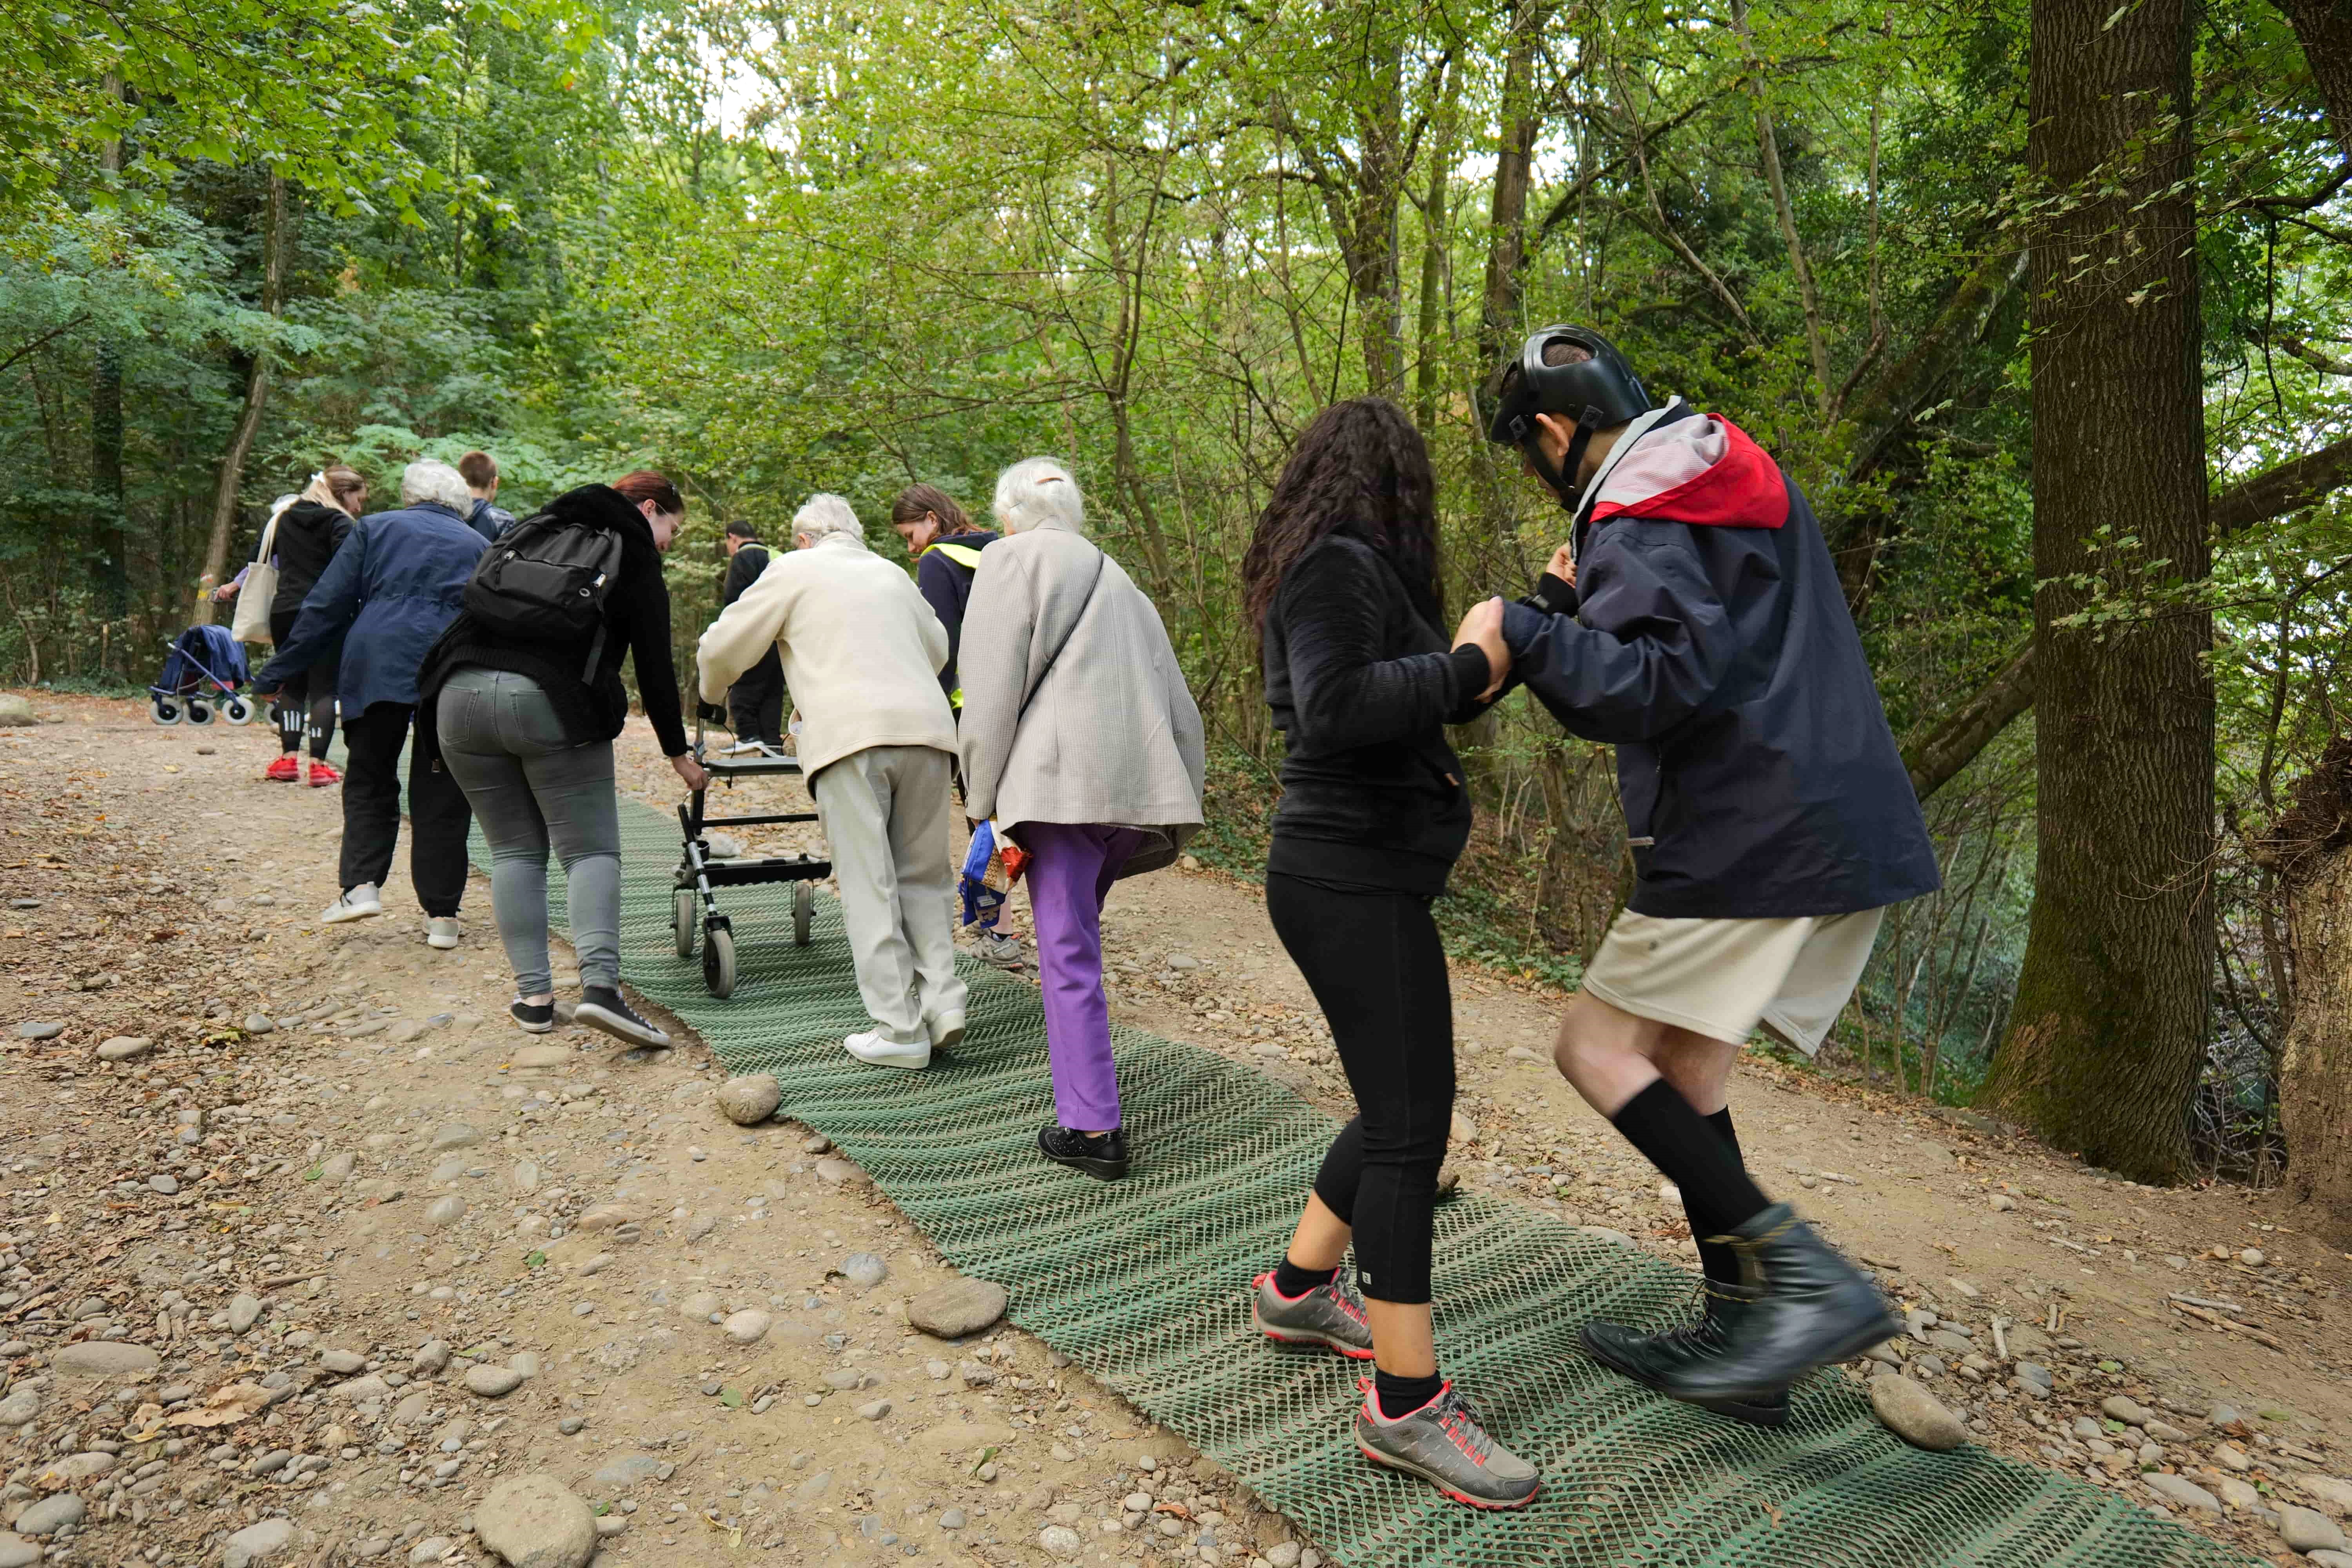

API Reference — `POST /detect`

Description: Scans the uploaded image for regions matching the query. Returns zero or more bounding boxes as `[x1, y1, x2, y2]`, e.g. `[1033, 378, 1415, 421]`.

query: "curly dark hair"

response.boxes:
[1241, 397, 1442, 636]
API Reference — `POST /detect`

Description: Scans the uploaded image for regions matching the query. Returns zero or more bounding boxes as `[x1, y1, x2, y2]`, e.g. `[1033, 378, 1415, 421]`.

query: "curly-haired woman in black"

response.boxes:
[1240, 397, 1534, 1510]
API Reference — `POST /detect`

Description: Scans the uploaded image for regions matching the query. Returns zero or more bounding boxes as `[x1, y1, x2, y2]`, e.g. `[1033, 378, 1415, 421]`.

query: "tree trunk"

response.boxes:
[198, 172, 290, 624]
[93, 78, 127, 619]
[2274, 0, 2352, 165]
[2277, 740, 2352, 1241]
[1980, 0, 2213, 1183]
[1411, 70, 1458, 435]
[1346, 16, 1407, 399]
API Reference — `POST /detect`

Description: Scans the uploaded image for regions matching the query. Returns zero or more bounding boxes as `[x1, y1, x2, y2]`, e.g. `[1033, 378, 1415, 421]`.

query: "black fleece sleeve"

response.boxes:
[626, 570, 690, 757]
[1278, 541, 1471, 750]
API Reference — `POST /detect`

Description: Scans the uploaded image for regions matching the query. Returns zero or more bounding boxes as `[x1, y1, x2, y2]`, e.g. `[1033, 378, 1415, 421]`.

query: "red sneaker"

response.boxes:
[264, 755, 300, 782]
[307, 762, 342, 787]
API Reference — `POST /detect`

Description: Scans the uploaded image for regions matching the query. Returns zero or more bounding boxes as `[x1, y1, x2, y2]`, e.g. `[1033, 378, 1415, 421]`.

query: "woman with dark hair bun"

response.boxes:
[1238, 397, 1532, 1510]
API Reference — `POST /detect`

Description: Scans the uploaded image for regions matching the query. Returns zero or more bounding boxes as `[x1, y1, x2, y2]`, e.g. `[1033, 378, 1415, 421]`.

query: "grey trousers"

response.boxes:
[435, 666, 622, 996]
[809, 744, 965, 1044]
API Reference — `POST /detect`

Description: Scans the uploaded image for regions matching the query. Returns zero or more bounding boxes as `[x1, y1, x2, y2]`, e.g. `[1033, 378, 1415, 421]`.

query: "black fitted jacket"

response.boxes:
[416, 483, 691, 762]
[1261, 531, 1492, 895]
[265, 501, 354, 622]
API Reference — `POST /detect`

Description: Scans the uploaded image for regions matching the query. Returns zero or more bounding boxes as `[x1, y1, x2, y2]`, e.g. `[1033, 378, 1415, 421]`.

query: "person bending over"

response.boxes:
[417, 470, 708, 1049]
[1240, 397, 1534, 1510]
[699, 495, 969, 1070]
[1463, 326, 1940, 1425]
[717, 521, 786, 751]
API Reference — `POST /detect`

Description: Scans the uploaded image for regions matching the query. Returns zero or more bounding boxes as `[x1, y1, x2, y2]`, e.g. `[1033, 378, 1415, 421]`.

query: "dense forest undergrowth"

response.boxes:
[5, 0, 2352, 1220]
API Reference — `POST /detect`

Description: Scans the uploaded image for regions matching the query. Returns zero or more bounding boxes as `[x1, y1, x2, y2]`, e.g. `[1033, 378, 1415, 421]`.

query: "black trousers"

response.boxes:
[267, 609, 338, 759]
[1267, 871, 1455, 1305]
[339, 701, 473, 916]
[728, 648, 785, 746]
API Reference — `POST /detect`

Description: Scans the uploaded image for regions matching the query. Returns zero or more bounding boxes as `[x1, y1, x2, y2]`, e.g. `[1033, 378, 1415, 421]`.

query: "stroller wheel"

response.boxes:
[151, 696, 183, 725]
[703, 918, 737, 998]
[186, 699, 214, 726]
[793, 880, 815, 946]
[673, 888, 697, 959]
[222, 695, 255, 725]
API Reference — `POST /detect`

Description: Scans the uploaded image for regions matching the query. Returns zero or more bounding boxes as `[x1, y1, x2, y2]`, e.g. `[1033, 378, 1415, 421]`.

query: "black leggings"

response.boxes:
[1267, 871, 1455, 1305]
[268, 609, 337, 759]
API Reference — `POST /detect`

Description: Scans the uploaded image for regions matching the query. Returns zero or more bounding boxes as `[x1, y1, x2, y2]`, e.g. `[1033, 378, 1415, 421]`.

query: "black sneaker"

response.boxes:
[1038, 1124, 1129, 1180]
[574, 986, 671, 1049]
[510, 998, 556, 1035]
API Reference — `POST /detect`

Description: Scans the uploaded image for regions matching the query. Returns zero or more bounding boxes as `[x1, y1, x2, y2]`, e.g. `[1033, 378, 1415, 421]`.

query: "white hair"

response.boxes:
[791, 493, 864, 546]
[401, 459, 472, 513]
[992, 457, 1085, 536]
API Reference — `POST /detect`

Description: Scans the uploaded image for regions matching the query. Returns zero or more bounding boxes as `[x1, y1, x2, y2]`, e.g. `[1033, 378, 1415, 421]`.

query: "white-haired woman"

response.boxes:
[959, 458, 1206, 1179]
[698, 494, 969, 1068]
[254, 458, 489, 944]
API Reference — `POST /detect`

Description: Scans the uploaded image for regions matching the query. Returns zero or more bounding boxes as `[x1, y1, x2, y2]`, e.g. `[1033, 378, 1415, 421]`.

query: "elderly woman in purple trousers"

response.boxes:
[957, 457, 1206, 1181]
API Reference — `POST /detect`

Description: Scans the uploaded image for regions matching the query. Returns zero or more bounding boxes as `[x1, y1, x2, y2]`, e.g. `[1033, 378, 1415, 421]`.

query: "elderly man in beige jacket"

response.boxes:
[697, 494, 967, 1069]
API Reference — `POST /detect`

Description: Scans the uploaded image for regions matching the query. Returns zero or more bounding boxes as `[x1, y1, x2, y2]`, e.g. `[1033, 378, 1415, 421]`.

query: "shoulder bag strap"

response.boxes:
[1016, 545, 1107, 722]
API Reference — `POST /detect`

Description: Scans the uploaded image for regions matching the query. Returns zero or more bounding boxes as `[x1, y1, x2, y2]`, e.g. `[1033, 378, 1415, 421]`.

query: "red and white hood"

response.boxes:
[1589, 403, 1789, 530]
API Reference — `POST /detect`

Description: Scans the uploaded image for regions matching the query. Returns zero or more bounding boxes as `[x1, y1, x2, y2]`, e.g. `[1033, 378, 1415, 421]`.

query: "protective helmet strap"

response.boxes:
[1525, 405, 1605, 512]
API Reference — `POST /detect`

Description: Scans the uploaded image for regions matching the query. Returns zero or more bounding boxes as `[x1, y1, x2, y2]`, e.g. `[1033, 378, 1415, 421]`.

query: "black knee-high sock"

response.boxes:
[1613, 1082, 1771, 1275]
[1684, 1107, 1745, 1289]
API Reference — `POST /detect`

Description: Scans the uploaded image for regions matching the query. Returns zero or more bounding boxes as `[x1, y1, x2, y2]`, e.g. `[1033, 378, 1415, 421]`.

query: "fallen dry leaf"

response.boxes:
[167, 1382, 271, 1428]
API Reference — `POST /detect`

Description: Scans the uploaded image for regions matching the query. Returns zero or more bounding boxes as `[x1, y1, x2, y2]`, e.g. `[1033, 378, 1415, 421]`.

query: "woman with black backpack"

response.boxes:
[417, 471, 709, 1047]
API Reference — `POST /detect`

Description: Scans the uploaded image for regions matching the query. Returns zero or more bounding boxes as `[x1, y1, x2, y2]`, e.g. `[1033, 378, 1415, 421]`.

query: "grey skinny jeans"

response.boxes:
[435, 666, 622, 996]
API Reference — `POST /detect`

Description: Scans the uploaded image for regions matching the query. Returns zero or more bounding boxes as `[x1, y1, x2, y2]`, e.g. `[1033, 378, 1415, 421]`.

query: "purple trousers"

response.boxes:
[1022, 822, 1152, 1131]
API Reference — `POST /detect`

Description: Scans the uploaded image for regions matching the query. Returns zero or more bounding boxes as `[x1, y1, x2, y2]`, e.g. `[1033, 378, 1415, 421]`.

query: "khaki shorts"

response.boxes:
[1580, 907, 1887, 1058]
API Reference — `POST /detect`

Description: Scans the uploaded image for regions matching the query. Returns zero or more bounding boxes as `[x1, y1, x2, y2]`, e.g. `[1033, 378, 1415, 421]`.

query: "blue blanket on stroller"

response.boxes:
[157, 625, 249, 695]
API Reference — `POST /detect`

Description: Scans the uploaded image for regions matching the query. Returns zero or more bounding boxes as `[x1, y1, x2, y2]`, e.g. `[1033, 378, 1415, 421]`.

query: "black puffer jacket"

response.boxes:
[267, 501, 354, 622]
[416, 483, 690, 761]
[1261, 532, 1492, 896]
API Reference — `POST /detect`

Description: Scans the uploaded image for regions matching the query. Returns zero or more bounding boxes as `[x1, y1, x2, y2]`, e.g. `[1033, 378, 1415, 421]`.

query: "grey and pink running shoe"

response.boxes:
[1252, 1268, 1375, 1360]
[1353, 1379, 1541, 1511]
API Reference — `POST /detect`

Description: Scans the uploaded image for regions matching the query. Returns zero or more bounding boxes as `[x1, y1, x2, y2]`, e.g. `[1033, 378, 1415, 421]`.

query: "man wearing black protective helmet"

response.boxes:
[1462, 325, 1940, 1425]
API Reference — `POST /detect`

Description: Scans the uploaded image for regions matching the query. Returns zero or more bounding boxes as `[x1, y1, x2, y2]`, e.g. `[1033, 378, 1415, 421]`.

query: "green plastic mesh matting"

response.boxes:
[471, 797, 2257, 1568]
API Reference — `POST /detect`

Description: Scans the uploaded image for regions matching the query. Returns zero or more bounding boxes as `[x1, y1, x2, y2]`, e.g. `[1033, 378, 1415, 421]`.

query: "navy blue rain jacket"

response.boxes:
[1501, 403, 1940, 918]
[259, 501, 488, 715]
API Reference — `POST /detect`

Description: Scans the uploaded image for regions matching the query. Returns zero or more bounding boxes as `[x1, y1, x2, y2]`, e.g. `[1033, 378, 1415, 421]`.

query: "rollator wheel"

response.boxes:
[222, 695, 254, 725]
[151, 697, 182, 725]
[703, 918, 736, 999]
[792, 880, 814, 946]
[185, 699, 213, 725]
[673, 888, 697, 959]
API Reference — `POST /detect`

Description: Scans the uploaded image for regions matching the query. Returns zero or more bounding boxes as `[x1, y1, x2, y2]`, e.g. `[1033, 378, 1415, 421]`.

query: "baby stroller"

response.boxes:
[149, 625, 255, 726]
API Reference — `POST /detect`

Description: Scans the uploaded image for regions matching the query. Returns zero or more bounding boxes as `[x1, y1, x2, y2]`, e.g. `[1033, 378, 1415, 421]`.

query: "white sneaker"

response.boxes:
[322, 884, 382, 924]
[844, 1031, 931, 1070]
[425, 917, 460, 950]
[925, 1011, 967, 1051]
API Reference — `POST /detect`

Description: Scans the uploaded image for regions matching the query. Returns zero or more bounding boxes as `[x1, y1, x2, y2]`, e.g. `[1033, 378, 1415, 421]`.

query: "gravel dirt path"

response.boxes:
[5, 691, 2352, 1568]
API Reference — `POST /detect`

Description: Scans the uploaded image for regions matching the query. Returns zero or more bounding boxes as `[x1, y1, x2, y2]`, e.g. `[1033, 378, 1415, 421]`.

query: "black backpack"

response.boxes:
[463, 509, 627, 676]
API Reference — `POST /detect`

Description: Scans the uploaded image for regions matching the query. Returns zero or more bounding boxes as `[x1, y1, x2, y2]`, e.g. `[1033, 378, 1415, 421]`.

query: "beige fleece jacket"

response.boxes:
[695, 532, 955, 777]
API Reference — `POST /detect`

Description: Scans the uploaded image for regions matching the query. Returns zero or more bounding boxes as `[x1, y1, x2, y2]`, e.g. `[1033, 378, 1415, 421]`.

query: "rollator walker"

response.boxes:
[671, 701, 830, 999]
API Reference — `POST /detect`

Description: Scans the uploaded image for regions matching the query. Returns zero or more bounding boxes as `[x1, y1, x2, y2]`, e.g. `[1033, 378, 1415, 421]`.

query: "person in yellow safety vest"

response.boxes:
[889, 483, 999, 713]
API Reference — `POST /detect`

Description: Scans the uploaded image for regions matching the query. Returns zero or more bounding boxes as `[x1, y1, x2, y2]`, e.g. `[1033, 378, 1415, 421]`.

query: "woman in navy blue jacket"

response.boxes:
[255, 459, 489, 944]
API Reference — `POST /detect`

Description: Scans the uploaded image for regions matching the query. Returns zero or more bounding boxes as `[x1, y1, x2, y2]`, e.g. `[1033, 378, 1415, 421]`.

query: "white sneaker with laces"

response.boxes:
[322, 883, 382, 924]
[844, 1031, 931, 1070]
[425, 917, 460, 950]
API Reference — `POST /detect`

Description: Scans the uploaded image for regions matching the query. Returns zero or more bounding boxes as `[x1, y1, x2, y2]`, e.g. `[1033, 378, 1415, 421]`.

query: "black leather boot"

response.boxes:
[1580, 1283, 1791, 1427]
[1652, 1203, 1900, 1408]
